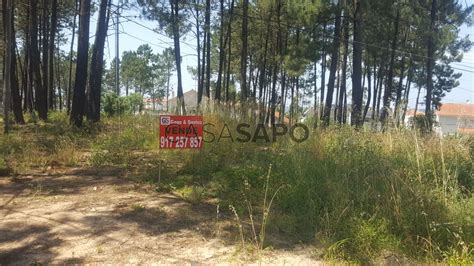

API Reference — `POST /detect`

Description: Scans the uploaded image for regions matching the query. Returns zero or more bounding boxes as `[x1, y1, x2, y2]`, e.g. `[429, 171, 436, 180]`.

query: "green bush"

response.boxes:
[103, 92, 144, 117]
[175, 115, 473, 263]
[89, 120, 155, 166]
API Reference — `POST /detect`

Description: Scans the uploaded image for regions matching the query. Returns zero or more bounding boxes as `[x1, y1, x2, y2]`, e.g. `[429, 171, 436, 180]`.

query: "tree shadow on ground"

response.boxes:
[0, 166, 239, 263]
[0, 223, 85, 264]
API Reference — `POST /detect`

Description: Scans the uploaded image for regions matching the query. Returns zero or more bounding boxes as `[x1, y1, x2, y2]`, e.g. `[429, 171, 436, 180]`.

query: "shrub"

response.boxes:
[103, 92, 143, 117]
[175, 115, 473, 263]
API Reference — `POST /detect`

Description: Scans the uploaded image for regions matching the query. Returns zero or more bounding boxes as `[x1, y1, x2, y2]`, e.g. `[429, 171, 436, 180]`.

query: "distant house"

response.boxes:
[143, 89, 206, 113]
[167, 89, 209, 113]
[436, 103, 474, 135]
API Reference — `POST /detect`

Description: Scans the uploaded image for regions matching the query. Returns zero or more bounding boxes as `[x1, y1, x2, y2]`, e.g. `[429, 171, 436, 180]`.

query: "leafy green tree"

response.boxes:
[137, 0, 191, 114]
[158, 47, 175, 111]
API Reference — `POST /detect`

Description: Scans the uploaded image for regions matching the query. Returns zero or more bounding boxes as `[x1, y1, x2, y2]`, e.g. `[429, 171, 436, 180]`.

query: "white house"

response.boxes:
[436, 103, 474, 135]
[167, 89, 211, 113]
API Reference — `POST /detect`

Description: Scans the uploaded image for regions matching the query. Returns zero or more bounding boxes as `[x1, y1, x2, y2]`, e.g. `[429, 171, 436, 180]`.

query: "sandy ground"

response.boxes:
[0, 167, 323, 265]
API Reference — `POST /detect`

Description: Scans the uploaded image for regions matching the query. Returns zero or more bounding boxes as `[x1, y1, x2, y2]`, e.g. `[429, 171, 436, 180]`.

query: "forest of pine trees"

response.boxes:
[1, 0, 473, 132]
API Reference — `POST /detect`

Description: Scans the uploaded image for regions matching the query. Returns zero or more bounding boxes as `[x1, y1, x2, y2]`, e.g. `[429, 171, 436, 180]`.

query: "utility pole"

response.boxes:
[115, 1, 120, 95]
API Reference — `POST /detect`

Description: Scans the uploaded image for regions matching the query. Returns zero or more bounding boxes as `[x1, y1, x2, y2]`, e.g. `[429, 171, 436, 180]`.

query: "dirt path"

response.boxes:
[0, 167, 322, 265]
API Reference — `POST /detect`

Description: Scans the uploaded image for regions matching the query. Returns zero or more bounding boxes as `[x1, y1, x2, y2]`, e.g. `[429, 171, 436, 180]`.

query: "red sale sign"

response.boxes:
[159, 115, 203, 149]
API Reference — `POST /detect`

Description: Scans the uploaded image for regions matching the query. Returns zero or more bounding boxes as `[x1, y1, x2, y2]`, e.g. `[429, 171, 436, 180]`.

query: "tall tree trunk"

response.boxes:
[56, 38, 62, 111]
[22, 45, 30, 112]
[425, 0, 437, 130]
[87, 0, 110, 122]
[48, 0, 58, 110]
[215, 0, 225, 102]
[224, 0, 235, 103]
[259, 10, 272, 121]
[334, 66, 340, 122]
[351, 0, 364, 127]
[313, 62, 318, 128]
[194, 0, 201, 106]
[240, 0, 249, 105]
[270, 64, 278, 127]
[41, 0, 50, 110]
[371, 61, 378, 122]
[198, 30, 206, 105]
[322, 0, 342, 126]
[380, 9, 400, 126]
[5, 0, 25, 124]
[414, 83, 421, 118]
[281, 71, 287, 123]
[23, 16, 31, 112]
[225, 25, 232, 103]
[10, 30, 24, 124]
[401, 58, 413, 126]
[205, 0, 211, 100]
[70, 0, 91, 127]
[166, 67, 170, 111]
[319, 23, 327, 120]
[394, 29, 409, 124]
[338, 15, 349, 124]
[170, 0, 185, 114]
[394, 55, 406, 124]
[67, 0, 78, 114]
[3, 0, 13, 133]
[363, 62, 372, 122]
[30, 0, 47, 120]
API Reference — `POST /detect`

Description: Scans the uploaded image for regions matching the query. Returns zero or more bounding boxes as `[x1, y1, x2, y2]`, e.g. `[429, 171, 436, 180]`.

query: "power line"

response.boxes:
[102, 2, 474, 76]
[180, 1, 474, 72]
[119, 30, 169, 50]
[109, 9, 197, 51]
[456, 87, 474, 92]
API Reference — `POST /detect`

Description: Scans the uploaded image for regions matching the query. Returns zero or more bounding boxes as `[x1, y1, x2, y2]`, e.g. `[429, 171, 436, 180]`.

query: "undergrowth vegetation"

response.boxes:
[1, 112, 472, 263]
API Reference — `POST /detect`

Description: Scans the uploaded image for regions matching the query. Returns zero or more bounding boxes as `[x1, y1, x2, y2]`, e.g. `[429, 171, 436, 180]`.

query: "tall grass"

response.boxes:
[178, 114, 473, 263]
[1, 112, 472, 263]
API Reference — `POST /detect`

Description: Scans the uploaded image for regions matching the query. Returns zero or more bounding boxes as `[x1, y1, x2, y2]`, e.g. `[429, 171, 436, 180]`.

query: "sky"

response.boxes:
[80, 0, 474, 107]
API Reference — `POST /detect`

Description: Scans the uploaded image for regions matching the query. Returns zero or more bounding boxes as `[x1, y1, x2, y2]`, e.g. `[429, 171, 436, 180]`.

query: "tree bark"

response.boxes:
[322, 0, 342, 126]
[41, 0, 50, 110]
[194, 0, 202, 106]
[425, 0, 437, 130]
[10, 31, 24, 124]
[401, 58, 414, 126]
[380, 9, 400, 126]
[204, 0, 211, 100]
[70, 0, 91, 127]
[351, 0, 364, 127]
[87, 0, 110, 122]
[30, 0, 47, 120]
[48, 0, 58, 110]
[338, 15, 349, 124]
[215, 0, 225, 102]
[224, 0, 235, 103]
[6, 0, 25, 124]
[198, 30, 205, 105]
[363, 61, 372, 123]
[240, 0, 249, 104]
[170, 0, 185, 114]
[319, 23, 327, 120]
[3, 0, 13, 133]
[67, 0, 78, 114]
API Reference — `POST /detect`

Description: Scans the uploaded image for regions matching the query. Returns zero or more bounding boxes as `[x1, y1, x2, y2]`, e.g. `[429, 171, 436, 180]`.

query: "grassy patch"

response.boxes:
[1, 113, 472, 263]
